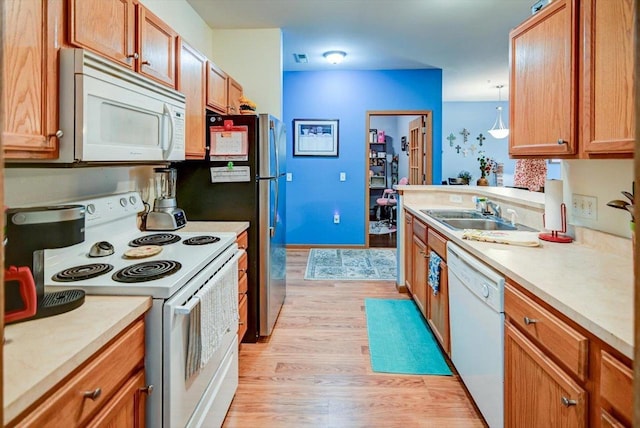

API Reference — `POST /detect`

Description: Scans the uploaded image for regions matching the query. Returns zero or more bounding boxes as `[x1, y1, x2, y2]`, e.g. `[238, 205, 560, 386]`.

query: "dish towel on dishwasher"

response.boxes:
[185, 299, 201, 380]
[428, 251, 442, 295]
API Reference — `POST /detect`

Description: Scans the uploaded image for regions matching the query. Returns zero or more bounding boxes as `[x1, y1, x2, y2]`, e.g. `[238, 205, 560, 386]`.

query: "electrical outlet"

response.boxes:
[333, 214, 340, 224]
[572, 194, 597, 220]
[449, 194, 463, 203]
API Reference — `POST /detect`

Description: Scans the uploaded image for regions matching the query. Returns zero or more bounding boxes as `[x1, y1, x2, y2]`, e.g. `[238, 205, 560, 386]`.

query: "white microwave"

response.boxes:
[53, 48, 186, 164]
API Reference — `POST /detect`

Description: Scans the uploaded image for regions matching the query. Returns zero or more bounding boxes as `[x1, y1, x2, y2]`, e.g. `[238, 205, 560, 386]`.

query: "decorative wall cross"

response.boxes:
[476, 133, 486, 146]
[460, 128, 470, 143]
[454, 144, 461, 154]
[446, 133, 456, 147]
[469, 144, 478, 154]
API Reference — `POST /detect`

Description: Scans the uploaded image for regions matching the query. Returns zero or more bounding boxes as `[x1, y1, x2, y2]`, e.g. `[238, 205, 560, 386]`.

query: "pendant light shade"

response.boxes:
[488, 85, 509, 139]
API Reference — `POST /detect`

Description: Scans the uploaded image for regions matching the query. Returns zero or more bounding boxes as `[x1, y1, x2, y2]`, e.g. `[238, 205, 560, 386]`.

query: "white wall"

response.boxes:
[211, 29, 283, 119]
[564, 159, 634, 238]
[140, 0, 214, 58]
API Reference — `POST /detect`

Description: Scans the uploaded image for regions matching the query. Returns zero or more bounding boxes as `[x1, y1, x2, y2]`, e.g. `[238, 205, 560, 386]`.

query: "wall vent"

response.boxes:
[293, 53, 308, 63]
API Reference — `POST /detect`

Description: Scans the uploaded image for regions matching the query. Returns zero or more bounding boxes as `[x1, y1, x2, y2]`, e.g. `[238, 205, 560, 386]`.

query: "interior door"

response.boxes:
[408, 115, 431, 184]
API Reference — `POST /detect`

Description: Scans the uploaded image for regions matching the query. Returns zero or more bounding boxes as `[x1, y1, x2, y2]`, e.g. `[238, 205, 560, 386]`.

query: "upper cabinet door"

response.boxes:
[177, 38, 207, 159]
[3, 0, 62, 159]
[137, 6, 177, 88]
[509, 0, 578, 157]
[206, 61, 228, 114]
[69, 0, 136, 70]
[227, 77, 244, 115]
[581, 0, 635, 156]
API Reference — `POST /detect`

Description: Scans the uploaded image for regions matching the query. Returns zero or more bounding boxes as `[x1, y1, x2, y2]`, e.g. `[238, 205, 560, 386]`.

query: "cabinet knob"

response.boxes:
[139, 385, 154, 395]
[49, 130, 63, 139]
[83, 388, 102, 400]
[127, 52, 139, 60]
[239, 268, 246, 273]
[239, 321, 245, 326]
[561, 396, 577, 407]
[141, 60, 151, 67]
[524, 316, 538, 325]
[557, 139, 566, 145]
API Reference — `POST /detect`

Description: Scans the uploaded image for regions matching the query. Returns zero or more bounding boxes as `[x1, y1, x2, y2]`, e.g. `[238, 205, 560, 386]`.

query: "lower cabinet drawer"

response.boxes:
[600, 350, 633, 425]
[238, 293, 248, 342]
[14, 319, 145, 427]
[237, 231, 248, 250]
[427, 228, 447, 261]
[238, 251, 248, 279]
[238, 271, 248, 296]
[505, 283, 588, 381]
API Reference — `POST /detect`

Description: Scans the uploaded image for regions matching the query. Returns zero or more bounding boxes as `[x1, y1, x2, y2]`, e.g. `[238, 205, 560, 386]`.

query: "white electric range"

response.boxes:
[45, 191, 242, 428]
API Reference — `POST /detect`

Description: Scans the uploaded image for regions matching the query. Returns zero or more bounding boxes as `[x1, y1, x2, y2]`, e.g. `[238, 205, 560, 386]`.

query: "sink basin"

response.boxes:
[420, 209, 485, 219]
[421, 209, 538, 232]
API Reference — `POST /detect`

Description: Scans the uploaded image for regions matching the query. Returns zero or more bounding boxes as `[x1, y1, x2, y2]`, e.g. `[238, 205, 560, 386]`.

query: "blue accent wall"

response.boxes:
[283, 69, 442, 246]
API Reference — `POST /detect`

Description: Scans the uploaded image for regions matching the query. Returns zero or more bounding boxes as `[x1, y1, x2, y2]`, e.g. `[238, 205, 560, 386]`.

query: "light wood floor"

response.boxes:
[223, 249, 485, 427]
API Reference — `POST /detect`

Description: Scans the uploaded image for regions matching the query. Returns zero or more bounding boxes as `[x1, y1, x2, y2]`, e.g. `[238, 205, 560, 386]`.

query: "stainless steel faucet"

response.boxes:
[486, 200, 502, 218]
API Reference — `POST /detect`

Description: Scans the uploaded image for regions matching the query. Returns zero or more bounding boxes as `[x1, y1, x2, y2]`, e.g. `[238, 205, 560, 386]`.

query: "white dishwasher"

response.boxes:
[447, 242, 505, 428]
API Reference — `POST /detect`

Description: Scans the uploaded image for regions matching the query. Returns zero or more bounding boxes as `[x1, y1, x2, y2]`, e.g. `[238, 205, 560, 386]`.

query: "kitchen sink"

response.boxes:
[420, 209, 486, 219]
[421, 209, 538, 232]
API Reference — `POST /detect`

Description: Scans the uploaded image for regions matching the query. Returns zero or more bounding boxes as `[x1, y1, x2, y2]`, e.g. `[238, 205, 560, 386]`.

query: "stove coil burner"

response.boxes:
[182, 235, 220, 246]
[52, 263, 114, 282]
[112, 260, 182, 283]
[129, 233, 180, 247]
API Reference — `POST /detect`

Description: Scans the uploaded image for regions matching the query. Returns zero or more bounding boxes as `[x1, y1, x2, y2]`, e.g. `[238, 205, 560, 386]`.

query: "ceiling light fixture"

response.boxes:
[488, 85, 509, 139]
[323, 50, 346, 65]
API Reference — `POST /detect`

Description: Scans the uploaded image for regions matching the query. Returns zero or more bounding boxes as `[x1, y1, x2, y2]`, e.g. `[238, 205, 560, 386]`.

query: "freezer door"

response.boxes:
[258, 115, 286, 336]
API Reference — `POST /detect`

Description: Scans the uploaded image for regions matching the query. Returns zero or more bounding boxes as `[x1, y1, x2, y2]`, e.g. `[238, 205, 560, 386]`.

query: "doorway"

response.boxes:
[365, 110, 433, 248]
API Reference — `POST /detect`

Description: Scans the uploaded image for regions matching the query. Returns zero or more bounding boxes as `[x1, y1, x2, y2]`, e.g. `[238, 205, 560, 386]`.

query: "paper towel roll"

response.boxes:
[544, 179, 564, 231]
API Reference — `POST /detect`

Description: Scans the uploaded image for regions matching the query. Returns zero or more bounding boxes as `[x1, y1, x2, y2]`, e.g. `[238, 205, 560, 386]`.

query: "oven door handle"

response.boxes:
[173, 248, 245, 315]
[175, 295, 200, 315]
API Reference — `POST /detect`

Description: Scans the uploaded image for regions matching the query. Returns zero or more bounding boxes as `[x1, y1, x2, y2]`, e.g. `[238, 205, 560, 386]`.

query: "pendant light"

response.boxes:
[488, 85, 509, 139]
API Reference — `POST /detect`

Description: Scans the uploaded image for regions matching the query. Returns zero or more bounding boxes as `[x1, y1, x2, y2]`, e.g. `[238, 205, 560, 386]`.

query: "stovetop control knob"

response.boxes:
[120, 197, 128, 207]
[86, 204, 96, 215]
[129, 195, 137, 205]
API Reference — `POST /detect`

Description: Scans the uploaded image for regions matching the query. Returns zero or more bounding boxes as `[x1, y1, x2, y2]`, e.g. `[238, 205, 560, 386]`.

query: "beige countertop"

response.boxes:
[182, 221, 249, 235]
[3, 295, 152, 424]
[400, 186, 634, 359]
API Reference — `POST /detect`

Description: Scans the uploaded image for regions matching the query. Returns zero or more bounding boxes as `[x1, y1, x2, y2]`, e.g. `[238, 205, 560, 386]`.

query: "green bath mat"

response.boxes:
[364, 298, 452, 375]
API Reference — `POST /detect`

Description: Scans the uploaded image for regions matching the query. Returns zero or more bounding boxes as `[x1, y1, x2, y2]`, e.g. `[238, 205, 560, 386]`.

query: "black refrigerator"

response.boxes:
[174, 113, 286, 342]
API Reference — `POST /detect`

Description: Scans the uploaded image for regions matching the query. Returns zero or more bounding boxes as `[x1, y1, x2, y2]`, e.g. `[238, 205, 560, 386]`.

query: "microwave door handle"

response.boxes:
[163, 103, 175, 159]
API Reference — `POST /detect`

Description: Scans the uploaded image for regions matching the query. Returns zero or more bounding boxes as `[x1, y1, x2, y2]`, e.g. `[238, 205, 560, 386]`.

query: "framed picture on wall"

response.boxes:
[293, 119, 339, 156]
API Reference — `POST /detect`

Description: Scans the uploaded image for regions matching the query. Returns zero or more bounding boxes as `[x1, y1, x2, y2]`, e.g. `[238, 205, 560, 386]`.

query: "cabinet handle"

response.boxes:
[239, 268, 246, 273]
[239, 321, 245, 326]
[83, 388, 102, 400]
[239, 245, 247, 249]
[48, 130, 63, 139]
[142, 60, 151, 67]
[524, 316, 538, 325]
[127, 52, 139, 60]
[561, 396, 577, 407]
[557, 139, 566, 145]
[139, 385, 154, 395]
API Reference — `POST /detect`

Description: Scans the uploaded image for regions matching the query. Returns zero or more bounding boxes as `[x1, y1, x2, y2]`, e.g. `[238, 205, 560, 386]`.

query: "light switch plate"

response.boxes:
[572, 194, 597, 220]
[286, 172, 292, 182]
[340, 172, 346, 181]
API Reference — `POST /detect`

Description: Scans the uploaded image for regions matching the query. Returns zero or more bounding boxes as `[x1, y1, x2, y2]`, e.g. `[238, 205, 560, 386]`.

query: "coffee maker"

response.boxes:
[145, 167, 187, 230]
[5, 205, 86, 323]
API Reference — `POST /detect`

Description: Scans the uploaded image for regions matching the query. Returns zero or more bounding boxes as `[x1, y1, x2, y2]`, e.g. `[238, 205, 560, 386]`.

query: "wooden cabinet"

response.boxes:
[580, 0, 635, 156]
[237, 231, 249, 343]
[69, 0, 136, 70]
[411, 217, 428, 317]
[206, 62, 244, 115]
[227, 77, 244, 115]
[10, 318, 148, 427]
[177, 38, 207, 159]
[509, 0, 634, 158]
[403, 211, 414, 293]
[2, 0, 63, 159]
[207, 61, 229, 114]
[505, 323, 587, 427]
[599, 351, 633, 427]
[426, 228, 450, 355]
[69, 0, 177, 88]
[509, 0, 578, 157]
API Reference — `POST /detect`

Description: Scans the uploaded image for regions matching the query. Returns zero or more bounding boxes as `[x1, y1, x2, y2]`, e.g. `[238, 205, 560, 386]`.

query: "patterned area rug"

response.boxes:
[304, 248, 397, 280]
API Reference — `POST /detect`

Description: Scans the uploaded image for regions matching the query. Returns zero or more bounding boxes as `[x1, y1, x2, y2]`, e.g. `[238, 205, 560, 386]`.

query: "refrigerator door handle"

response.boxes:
[268, 119, 280, 238]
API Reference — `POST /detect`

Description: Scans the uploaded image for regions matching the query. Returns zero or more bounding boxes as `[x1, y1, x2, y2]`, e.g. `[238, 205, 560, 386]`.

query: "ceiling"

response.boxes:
[187, 0, 535, 101]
